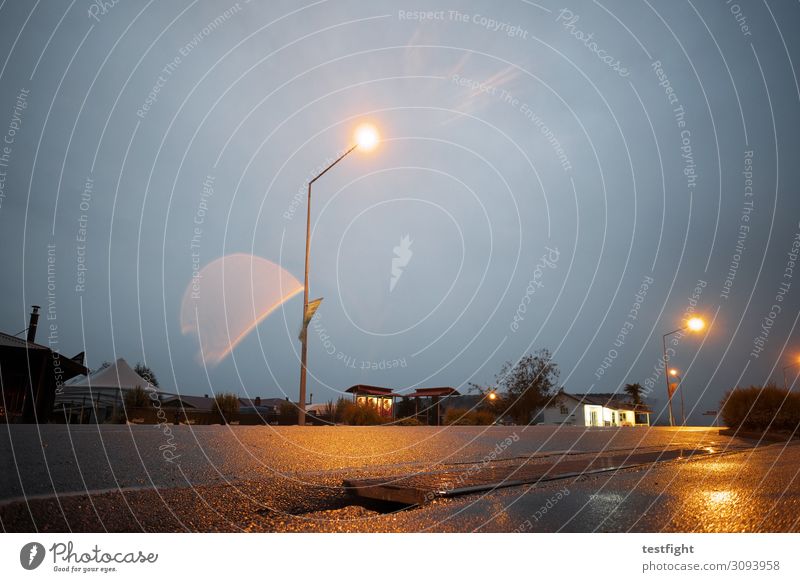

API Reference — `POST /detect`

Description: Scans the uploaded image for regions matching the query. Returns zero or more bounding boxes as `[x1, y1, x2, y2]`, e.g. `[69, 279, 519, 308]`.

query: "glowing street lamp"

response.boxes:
[662, 317, 706, 426]
[354, 123, 379, 151]
[297, 122, 381, 425]
[687, 317, 705, 332]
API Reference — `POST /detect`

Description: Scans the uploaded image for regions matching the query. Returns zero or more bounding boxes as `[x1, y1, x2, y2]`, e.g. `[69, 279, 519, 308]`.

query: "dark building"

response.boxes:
[0, 306, 87, 423]
[404, 387, 461, 425]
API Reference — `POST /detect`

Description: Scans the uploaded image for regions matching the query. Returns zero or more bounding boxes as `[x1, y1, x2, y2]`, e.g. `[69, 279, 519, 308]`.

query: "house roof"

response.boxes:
[238, 397, 287, 407]
[306, 403, 331, 413]
[560, 391, 653, 413]
[0, 331, 48, 350]
[0, 331, 87, 376]
[258, 397, 289, 409]
[161, 394, 214, 411]
[160, 395, 289, 412]
[440, 394, 482, 409]
[345, 385, 395, 396]
[405, 387, 461, 398]
[586, 392, 654, 413]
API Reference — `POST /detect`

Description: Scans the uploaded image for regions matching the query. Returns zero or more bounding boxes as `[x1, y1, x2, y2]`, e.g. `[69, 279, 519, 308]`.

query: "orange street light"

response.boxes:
[662, 316, 706, 426]
[488, 391, 498, 401]
[298, 122, 381, 425]
[687, 317, 705, 332]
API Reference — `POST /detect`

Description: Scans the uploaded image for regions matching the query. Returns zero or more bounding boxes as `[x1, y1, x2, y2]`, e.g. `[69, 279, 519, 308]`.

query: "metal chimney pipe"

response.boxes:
[27, 305, 40, 343]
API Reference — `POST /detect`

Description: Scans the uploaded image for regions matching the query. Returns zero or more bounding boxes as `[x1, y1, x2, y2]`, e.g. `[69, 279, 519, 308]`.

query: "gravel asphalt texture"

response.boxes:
[1, 424, 797, 532]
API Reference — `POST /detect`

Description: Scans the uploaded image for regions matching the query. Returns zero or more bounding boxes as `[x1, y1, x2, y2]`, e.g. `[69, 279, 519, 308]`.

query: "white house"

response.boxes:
[537, 391, 651, 427]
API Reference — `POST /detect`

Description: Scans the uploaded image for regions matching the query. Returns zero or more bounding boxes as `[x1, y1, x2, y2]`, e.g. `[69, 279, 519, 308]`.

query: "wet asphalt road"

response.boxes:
[1, 424, 797, 532]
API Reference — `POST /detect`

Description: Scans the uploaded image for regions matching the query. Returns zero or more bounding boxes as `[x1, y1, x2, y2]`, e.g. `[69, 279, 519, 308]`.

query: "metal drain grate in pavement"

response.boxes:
[343, 447, 720, 505]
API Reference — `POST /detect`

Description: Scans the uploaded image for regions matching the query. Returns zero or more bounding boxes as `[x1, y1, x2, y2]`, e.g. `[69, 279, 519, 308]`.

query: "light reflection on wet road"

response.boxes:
[1, 425, 797, 532]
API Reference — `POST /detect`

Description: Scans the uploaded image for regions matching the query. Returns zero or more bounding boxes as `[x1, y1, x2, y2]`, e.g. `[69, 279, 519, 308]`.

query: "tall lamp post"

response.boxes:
[669, 369, 684, 425]
[297, 123, 379, 425]
[662, 317, 705, 427]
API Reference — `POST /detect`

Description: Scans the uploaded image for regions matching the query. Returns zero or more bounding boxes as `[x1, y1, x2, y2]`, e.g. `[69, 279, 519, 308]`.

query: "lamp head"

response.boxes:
[354, 123, 379, 151]
[687, 317, 705, 332]
[669, 369, 679, 377]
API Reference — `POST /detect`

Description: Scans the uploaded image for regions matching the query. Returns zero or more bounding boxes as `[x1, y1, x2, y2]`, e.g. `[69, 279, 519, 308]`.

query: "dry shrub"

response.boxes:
[338, 401, 385, 425]
[444, 407, 496, 426]
[720, 383, 800, 432]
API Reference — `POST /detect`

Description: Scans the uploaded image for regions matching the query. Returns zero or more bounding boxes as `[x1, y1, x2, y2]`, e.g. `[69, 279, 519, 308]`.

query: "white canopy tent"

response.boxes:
[54, 358, 156, 423]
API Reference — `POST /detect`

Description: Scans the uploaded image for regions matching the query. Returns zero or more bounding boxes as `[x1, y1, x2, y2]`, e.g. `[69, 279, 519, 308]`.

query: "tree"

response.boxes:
[212, 392, 239, 424]
[135, 363, 159, 388]
[124, 385, 149, 409]
[121, 386, 150, 421]
[623, 382, 644, 406]
[474, 349, 559, 424]
[322, 400, 337, 422]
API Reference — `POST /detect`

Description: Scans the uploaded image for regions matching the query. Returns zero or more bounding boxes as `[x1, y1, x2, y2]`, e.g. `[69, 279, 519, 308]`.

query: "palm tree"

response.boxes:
[623, 382, 644, 406]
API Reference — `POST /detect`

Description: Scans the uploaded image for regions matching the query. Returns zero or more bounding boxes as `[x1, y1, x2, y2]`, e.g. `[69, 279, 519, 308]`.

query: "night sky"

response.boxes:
[1, 0, 799, 424]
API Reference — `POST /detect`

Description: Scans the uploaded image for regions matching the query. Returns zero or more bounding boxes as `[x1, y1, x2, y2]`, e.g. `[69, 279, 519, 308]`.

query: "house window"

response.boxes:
[559, 405, 569, 415]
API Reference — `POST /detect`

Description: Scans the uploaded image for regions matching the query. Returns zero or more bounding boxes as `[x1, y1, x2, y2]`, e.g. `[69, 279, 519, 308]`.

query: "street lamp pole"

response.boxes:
[662, 317, 705, 427]
[296, 123, 379, 425]
[298, 144, 358, 425]
[669, 369, 685, 425]
[662, 330, 681, 427]
[782, 362, 800, 392]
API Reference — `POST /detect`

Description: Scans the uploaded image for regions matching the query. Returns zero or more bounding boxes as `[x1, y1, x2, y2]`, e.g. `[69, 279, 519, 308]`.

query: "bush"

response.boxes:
[720, 383, 800, 432]
[321, 401, 337, 421]
[124, 385, 150, 410]
[338, 401, 385, 425]
[117, 386, 152, 421]
[473, 409, 497, 425]
[396, 416, 422, 426]
[444, 407, 496, 426]
[333, 397, 350, 424]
